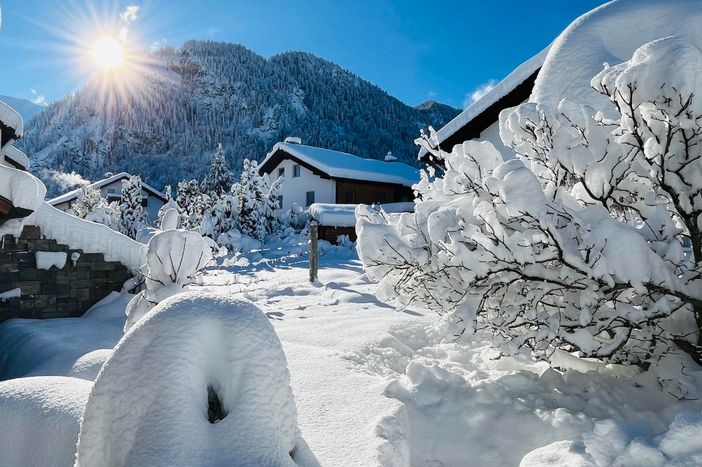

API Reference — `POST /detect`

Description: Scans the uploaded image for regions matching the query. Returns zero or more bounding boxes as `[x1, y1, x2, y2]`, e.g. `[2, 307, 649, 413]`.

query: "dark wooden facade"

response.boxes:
[335, 179, 413, 205]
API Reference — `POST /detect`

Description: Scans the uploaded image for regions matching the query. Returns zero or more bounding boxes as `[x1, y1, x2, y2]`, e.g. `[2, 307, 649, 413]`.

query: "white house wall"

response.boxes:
[266, 159, 336, 211]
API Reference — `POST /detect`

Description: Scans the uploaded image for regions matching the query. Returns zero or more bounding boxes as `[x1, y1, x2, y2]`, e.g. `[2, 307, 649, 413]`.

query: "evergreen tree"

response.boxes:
[117, 175, 147, 239]
[237, 159, 267, 241]
[200, 143, 233, 196]
[176, 179, 205, 229]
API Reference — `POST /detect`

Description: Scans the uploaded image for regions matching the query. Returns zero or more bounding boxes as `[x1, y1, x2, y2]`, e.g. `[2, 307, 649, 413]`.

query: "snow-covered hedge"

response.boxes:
[357, 35, 702, 367]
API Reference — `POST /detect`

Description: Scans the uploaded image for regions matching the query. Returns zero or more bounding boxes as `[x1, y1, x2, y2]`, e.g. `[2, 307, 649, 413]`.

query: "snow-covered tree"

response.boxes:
[176, 179, 208, 229]
[70, 185, 105, 219]
[117, 175, 147, 239]
[357, 37, 702, 367]
[237, 159, 268, 241]
[200, 143, 233, 196]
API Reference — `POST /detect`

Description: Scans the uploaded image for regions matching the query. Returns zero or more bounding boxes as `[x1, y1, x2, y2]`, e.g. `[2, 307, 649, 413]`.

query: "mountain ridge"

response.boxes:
[19, 40, 460, 195]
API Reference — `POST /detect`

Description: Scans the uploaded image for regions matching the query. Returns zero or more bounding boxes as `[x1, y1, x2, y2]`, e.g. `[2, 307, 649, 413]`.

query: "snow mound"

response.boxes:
[76, 291, 318, 467]
[521, 413, 702, 466]
[35, 251, 68, 270]
[0, 376, 92, 467]
[531, 0, 702, 111]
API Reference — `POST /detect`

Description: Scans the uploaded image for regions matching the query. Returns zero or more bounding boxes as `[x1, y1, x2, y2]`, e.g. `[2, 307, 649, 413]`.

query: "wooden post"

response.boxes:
[309, 221, 319, 283]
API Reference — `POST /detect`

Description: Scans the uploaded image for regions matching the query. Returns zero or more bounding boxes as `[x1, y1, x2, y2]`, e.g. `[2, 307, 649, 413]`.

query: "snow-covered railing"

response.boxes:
[0, 100, 23, 142]
[309, 202, 414, 227]
[30, 202, 146, 272]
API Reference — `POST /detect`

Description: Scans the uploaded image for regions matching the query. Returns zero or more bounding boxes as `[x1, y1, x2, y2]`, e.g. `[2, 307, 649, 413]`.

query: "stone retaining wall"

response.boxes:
[0, 226, 132, 322]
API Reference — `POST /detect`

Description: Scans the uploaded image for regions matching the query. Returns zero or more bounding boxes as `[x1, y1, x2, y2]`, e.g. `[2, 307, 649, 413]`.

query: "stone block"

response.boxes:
[19, 268, 42, 281]
[16, 281, 41, 295]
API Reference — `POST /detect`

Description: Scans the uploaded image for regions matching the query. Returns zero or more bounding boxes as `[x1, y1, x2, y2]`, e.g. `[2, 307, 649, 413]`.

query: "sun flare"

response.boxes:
[91, 37, 124, 70]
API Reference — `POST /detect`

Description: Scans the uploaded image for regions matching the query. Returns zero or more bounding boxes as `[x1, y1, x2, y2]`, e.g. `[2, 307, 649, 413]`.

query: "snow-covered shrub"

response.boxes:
[116, 175, 148, 239]
[124, 229, 212, 331]
[70, 185, 104, 219]
[200, 143, 233, 196]
[156, 185, 180, 229]
[357, 37, 702, 367]
[77, 292, 319, 467]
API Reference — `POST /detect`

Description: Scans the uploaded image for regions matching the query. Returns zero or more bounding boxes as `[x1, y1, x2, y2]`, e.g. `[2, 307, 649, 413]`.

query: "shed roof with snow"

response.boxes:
[48, 172, 167, 206]
[259, 142, 419, 187]
[419, 47, 549, 160]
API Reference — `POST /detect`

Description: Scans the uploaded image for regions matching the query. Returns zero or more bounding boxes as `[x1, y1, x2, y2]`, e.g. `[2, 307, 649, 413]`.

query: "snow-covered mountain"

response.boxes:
[0, 95, 45, 123]
[19, 41, 459, 194]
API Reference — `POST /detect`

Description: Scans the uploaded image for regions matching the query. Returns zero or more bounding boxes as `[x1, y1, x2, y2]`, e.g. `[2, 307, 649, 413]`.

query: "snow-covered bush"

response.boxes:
[116, 175, 147, 239]
[357, 37, 702, 367]
[156, 185, 180, 229]
[124, 229, 212, 331]
[77, 292, 319, 467]
[70, 185, 104, 219]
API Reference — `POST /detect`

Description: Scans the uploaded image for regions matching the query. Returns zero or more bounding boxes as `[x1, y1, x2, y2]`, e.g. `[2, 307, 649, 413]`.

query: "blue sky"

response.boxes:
[0, 0, 606, 109]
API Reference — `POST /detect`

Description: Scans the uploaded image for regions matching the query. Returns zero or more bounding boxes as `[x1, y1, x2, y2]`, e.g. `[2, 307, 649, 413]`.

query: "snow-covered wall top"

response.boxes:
[263, 143, 419, 187]
[0, 100, 23, 139]
[28, 202, 145, 272]
[309, 202, 414, 227]
[531, 0, 702, 111]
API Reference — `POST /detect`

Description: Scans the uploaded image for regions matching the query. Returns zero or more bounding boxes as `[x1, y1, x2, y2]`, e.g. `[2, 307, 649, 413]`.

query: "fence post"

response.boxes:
[309, 221, 319, 283]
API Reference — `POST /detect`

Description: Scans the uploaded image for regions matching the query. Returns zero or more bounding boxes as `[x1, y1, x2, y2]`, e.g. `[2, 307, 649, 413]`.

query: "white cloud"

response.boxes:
[464, 79, 497, 108]
[120, 5, 140, 23]
[118, 5, 140, 43]
[30, 89, 47, 106]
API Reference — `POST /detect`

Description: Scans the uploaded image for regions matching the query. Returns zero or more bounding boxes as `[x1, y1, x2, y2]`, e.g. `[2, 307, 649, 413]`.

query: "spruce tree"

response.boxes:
[117, 175, 147, 239]
[70, 185, 105, 219]
[200, 143, 233, 196]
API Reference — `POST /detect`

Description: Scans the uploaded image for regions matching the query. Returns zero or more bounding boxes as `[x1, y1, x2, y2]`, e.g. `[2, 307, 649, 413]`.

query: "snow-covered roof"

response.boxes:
[1, 145, 29, 170]
[48, 172, 167, 206]
[419, 46, 549, 158]
[0, 100, 24, 144]
[261, 142, 419, 187]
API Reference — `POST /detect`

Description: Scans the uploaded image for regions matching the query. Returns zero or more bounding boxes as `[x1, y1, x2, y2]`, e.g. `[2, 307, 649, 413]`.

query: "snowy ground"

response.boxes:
[2, 240, 702, 466]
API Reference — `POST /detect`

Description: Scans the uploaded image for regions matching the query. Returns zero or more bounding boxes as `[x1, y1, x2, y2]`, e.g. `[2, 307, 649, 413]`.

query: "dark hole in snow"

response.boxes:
[207, 386, 227, 423]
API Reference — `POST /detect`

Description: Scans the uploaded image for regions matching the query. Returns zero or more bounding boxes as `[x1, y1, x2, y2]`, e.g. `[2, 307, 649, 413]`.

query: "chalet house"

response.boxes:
[259, 140, 419, 211]
[419, 47, 549, 163]
[48, 172, 167, 222]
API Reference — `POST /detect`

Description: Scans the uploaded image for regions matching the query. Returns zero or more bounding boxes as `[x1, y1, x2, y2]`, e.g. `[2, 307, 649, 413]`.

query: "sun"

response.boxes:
[91, 37, 124, 70]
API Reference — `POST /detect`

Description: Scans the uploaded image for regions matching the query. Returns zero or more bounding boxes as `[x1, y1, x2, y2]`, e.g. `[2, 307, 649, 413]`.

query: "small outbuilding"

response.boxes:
[48, 172, 167, 222]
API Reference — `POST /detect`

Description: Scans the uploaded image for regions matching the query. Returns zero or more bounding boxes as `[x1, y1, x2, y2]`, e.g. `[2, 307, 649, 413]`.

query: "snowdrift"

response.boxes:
[0, 376, 92, 467]
[76, 291, 318, 467]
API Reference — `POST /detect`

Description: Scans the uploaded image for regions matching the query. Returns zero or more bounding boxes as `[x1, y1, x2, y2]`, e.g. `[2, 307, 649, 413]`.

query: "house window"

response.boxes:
[141, 198, 148, 207]
[344, 190, 357, 203]
[276, 195, 283, 209]
[306, 191, 315, 206]
[278, 167, 285, 178]
[293, 165, 301, 178]
[373, 192, 385, 203]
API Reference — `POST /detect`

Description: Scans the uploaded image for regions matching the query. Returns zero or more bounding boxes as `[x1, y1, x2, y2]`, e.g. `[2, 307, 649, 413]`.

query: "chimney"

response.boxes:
[384, 151, 397, 162]
[284, 136, 302, 144]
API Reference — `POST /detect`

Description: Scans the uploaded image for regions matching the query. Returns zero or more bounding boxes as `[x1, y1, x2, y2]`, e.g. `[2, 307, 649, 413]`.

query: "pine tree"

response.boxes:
[200, 143, 233, 196]
[176, 179, 205, 229]
[117, 175, 147, 239]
